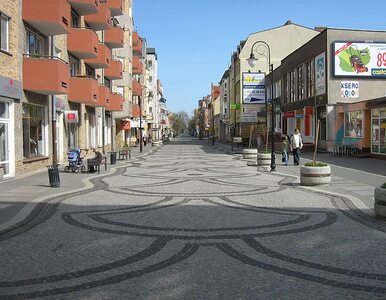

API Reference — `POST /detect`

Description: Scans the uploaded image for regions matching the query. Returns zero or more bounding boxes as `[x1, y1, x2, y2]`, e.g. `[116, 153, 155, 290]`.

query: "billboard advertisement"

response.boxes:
[242, 72, 265, 104]
[333, 41, 386, 77]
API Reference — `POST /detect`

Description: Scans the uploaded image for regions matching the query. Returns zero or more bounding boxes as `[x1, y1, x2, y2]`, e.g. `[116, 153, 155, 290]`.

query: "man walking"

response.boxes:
[290, 129, 303, 165]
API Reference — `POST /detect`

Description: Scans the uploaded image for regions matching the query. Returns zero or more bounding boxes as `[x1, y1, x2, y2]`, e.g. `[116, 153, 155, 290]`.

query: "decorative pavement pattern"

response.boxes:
[0, 138, 386, 299]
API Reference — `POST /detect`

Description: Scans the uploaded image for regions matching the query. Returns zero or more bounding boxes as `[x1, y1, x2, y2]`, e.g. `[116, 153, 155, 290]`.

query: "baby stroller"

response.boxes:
[64, 148, 86, 173]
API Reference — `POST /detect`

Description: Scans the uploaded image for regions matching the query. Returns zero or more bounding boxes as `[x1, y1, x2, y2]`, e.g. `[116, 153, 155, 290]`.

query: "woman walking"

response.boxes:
[281, 135, 290, 166]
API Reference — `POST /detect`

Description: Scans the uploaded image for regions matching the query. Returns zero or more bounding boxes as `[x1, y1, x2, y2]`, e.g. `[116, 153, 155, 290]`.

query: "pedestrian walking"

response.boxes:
[290, 129, 303, 165]
[281, 135, 290, 166]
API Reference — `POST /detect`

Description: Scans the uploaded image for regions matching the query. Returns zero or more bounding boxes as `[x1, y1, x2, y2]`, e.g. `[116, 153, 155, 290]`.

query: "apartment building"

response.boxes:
[0, 0, 134, 178]
[219, 69, 230, 142]
[145, 48, 159, 140]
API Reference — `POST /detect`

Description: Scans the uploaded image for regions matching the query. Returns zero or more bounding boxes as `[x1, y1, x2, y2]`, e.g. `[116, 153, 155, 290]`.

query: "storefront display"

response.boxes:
[371, 108, 386, 155]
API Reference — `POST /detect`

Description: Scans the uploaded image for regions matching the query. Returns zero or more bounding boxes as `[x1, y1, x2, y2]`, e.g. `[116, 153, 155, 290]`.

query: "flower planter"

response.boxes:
[300, 165, 331, 186]
[374, 187, 386, 218]
[256, 152, 271, 172]
[152, 141, 162, 147]
[243, 148, 258, 160]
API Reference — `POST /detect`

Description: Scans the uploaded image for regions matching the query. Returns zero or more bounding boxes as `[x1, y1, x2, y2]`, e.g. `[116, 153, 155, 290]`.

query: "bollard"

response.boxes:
[47, 165, 60, 187]
[110, 151, 117, 165]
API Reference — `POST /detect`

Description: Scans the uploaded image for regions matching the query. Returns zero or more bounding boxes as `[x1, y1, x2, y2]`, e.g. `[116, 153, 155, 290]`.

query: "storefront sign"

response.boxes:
[283, 111, 295, 118]
[242, 73, 265, 104]
[333, 41, 386, 77]
[0, 76, 22, 99]
[241, 107, 257, 123]
[315, 52, 326, 95]
[64, 111, 78, 124]
[230, 104, 240, 110]
[341, 81, 359, 98]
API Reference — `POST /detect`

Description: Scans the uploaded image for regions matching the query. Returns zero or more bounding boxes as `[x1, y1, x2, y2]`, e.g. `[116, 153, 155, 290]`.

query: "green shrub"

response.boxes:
[381, 183, 386, 189]
[304, 162, 328, 167]
[258, 150, 271, 154]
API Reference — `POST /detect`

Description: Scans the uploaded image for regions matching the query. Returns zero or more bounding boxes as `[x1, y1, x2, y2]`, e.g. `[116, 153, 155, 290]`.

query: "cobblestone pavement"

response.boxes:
[1, 137, 386, 299]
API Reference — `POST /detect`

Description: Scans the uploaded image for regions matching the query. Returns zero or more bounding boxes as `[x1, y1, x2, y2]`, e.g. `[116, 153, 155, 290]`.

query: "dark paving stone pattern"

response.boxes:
[0, 136, 386, 299]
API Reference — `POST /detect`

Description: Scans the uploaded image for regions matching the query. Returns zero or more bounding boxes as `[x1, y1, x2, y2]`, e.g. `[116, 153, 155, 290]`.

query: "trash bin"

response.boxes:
[109, 151, 117, 165]
[47, 165, 60, 188]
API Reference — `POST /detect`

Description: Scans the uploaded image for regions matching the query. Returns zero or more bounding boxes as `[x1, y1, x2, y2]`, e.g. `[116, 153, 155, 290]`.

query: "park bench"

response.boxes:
[87, 153, 107, 174]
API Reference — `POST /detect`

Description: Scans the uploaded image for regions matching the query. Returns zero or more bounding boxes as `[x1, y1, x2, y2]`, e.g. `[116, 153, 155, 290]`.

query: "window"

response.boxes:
[22, 104, 46, 159]
[85, 64, 95, 78]
[344, 111, 363, 138]
[71, 10, 80, 27]
[306, 60, 315, 98]
[0, 13, 10, 52]
[26, 30, 43, 56]
[116, 86, 124, 96]
[297, 65, 304, 100]
[87, 114, 96, 148]
[372, 108, 386, 154]
[69, 55, 80, 77]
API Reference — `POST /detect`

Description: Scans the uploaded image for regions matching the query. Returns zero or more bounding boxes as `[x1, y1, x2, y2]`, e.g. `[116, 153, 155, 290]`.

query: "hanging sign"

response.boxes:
[64, 110, 78, 124]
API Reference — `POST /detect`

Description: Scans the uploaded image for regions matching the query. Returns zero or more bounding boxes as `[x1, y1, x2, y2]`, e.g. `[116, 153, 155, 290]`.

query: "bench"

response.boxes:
[118, 149, 130, 161]
[87, 155, 107, 174]
[333, 144, 359, 156]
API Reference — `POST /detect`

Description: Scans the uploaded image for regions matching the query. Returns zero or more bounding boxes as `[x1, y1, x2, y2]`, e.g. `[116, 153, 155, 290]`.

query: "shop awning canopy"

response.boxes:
[122, 119, 139, 130]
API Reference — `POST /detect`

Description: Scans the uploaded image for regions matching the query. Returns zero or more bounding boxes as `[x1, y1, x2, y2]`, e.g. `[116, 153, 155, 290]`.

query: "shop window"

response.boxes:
[344, 111, 362, 138]
[372, 118, 380, 153]
[22, 104, 46, 159]
[380, 119, 386, 154]
[0, 12, 10, 52]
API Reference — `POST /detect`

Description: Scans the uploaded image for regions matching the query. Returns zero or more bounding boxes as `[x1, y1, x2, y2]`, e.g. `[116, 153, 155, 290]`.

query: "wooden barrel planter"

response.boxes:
[374, 186, 386, 218]
[243, 148, 258, 160]
[300, 165, 331, 186]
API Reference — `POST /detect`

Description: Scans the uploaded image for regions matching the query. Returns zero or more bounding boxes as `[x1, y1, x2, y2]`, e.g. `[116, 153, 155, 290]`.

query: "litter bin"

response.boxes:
[47, 165, 60, 188]
[109, 151, 117, 165]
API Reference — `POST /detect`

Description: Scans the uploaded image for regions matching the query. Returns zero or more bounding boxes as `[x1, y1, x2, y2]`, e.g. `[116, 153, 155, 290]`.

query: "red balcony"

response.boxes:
[131, 103, 140, 118]
[98, 85, 110, 107]
[23, 55, 69, 95]
[107, 0, 123, 16]
[68, 0, 99, 15]
[133, 32, 143, 55]
[68, 76, 99, 106]
[23, 0, 70, 36]
[67, 27, 99, 59]
[132, 80, 143, 97]
[106, 92, 123, 111]
[84, 43, 111, 69]
[104, 60, 122, 80]
[104, 26, 124, 49]
[132, 56, 143, 74]
[84, 2, 111, 31]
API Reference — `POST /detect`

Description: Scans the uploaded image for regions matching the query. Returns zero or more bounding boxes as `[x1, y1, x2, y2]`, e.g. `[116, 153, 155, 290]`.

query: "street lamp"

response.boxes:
[247, 41, 276, 171]
[139, 96, 142, 153]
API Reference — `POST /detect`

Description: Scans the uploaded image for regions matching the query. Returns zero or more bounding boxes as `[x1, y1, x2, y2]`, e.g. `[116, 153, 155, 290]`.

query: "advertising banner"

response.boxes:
[241, 107, 257, 123]
[242, 73, 265, 104]
[315, 52, 326, 95]
[341, 81, 359, 98]
[333, 41, 386, 77]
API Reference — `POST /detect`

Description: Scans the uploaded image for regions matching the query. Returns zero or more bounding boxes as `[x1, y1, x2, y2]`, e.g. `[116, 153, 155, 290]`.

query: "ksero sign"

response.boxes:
[341, 81, 359, 98]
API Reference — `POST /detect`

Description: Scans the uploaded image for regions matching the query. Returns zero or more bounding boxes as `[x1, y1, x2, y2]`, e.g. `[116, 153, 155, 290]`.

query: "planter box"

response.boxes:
[300, 165, 331, 186]
[243, 148, 258, 160]
[257, 153, 271, 172]
[374, 187, 386, 218]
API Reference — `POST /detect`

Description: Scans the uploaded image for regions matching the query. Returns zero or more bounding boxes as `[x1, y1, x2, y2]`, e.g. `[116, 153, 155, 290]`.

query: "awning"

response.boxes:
[121, 119, 139, 130]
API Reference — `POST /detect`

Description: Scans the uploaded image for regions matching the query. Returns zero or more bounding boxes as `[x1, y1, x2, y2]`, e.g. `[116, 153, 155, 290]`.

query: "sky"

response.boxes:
[133, 0, 386, 115]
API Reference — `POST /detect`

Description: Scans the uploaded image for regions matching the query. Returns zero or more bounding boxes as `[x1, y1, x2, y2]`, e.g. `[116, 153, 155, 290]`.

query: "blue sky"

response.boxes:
[134, 0, 386, 115]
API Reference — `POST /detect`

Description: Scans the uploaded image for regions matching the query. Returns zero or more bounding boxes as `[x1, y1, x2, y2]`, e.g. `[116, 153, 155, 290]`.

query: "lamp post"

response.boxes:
[139, 96, 143, 153]
[247, 41, 276, 171]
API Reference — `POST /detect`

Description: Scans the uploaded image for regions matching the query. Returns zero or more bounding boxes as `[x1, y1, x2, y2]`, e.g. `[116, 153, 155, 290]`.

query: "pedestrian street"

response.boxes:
[0, 137, 386, 299]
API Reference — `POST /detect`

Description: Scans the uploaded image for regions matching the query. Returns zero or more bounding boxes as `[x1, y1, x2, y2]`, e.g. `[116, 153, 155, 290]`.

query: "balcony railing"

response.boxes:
[104, 60, 123, 80]
[84, 1, 111, 31]
[67, 27, 99, 59]
[68, 0, 99, 16]
[106, 92, 123, 111]
[23, 0, 71, 36]
[106, 0, 123, 16]
[84, 43, 111, 69]
[23, 55, 69, 95]
[68, 75, 99, 106]
[104, 26, 124, 49]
